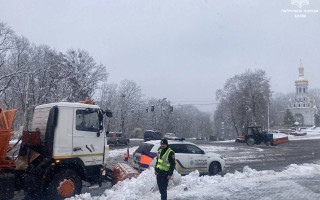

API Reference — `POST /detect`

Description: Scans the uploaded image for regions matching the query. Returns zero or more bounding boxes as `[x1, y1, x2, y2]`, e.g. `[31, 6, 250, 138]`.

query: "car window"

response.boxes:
[135, 143, 154, 154]
[116, 133, 122, 137]
[106, 133, 114, 137]
[75, 109, 99, 132]
[169, 144, 188, 153]
[185, 144, 203, 154]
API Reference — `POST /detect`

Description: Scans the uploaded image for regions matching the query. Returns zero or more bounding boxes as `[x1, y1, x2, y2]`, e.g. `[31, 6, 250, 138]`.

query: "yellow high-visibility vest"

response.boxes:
[156, 148, 173, 171]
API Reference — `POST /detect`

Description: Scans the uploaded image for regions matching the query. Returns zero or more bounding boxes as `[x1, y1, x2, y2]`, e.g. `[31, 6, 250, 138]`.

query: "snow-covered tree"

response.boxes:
[283, 109, 295, 127]
[63, 49, 108, 102]
[215, 69, 271, 137]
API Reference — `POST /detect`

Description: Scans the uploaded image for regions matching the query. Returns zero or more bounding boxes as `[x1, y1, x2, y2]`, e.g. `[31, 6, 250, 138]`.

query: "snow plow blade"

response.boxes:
[235, 136, 245, 143]
[272, 136, 289, 145]
[112, 163, 139, 184]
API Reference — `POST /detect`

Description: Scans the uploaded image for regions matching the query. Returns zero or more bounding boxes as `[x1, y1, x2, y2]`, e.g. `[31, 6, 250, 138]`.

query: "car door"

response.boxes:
[120, 133, 126, 144]
[169, 144, 190, 174]
[72, 108, 104, 166]
[185, 144, 208, 173]
[115, 133, 122, 144]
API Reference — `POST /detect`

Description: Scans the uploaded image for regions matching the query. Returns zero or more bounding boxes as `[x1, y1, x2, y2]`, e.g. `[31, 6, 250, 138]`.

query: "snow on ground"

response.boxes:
[108, 146, 139, 158]
[68, 163, 320, 200]
[129, 138, 143, 141]
[9, 139, 21, 145]
[213, 139, 235, 143]
[199, 145, 264, 153]
[273, 127, 320, 141]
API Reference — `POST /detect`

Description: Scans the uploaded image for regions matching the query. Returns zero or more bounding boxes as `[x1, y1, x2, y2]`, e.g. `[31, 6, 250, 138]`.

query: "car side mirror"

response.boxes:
[201, 150, 205, 154]
[97, 132, 101, 137]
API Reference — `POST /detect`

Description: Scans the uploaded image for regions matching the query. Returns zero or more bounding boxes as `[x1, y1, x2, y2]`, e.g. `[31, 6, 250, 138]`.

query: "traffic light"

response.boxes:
[151, 105, 155, 112]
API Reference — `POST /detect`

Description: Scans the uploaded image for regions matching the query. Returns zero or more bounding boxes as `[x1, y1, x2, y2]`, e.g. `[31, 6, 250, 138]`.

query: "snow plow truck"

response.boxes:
[235, 125, 289, 146]
[0, 101, 138, 200]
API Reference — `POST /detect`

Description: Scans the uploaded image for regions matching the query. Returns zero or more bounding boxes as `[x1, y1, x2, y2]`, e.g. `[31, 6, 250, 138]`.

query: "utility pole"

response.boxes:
[120, 94, 125, 133]
[23, 74, 30, 131]
[267, 101, 270, 132]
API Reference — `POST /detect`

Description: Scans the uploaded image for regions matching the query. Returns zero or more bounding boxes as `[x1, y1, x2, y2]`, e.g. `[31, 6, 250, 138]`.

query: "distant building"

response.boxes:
[288, 63, 318, 126]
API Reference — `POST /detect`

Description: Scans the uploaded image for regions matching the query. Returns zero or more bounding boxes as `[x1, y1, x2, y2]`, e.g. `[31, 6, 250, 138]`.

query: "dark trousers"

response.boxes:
[157, 174, 169, 200]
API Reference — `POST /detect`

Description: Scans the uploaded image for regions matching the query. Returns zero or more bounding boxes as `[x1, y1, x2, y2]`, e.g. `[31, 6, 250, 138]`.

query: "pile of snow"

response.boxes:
[68, 163, 320, 200]
[272, 132, 289, 139]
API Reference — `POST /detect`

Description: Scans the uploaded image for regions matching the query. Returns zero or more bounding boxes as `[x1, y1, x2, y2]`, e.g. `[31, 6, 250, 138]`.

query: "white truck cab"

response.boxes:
[32, 102, 109, 166]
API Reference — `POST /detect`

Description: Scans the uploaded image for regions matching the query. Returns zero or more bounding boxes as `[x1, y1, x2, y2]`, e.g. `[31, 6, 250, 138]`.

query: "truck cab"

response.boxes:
[9, 102, 113, 199]
[32, 102, 109, 166]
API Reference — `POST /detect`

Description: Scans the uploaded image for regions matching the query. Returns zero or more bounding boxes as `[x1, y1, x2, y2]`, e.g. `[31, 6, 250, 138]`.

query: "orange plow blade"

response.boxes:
[112, 163, 139, 184]
[273, 136, 289, 145]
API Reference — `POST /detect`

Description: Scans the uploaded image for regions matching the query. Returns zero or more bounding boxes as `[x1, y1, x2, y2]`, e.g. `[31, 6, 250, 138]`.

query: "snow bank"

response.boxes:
[68, 163, 320, 200]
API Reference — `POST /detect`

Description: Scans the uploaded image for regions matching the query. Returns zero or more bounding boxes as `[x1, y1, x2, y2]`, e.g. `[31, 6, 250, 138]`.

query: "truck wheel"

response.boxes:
[246, 137, 255, 146]
[47, 169, 82, 199]
[209, 162, 221, 175]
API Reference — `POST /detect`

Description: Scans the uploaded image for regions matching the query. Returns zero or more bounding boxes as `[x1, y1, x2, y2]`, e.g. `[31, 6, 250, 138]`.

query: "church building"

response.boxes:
[288, 64, 318, 127]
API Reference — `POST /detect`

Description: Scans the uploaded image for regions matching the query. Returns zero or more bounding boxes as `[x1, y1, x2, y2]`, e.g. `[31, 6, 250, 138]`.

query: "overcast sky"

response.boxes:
[1, 0, 319, 112]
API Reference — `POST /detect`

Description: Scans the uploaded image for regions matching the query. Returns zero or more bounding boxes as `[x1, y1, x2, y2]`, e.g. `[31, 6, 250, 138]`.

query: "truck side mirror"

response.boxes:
[105, 110, 112, 118]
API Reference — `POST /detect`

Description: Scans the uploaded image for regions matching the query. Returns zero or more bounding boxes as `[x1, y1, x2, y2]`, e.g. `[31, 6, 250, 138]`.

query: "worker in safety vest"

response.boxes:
[124, 148, 129, 162]
[154, 138, 175, 200]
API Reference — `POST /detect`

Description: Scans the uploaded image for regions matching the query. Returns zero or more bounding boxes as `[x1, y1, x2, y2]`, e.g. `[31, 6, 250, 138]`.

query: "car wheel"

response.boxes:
[246, 136, 255, 146]
[47, 169, 82, 200]
[209, 162, 221, 176]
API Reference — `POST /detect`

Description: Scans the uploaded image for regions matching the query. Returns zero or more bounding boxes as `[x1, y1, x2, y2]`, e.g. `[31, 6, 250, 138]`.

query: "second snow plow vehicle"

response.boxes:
[0, 102, 138, 200]
[236, 126, 289, 146]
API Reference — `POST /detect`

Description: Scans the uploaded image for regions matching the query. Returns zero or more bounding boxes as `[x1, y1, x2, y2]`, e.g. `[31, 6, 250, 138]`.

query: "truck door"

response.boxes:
[72, 108, 104, 166]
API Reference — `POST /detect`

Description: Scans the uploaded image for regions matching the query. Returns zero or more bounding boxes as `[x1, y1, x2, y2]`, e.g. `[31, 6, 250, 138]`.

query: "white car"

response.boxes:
[132, 139, 225, 175]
